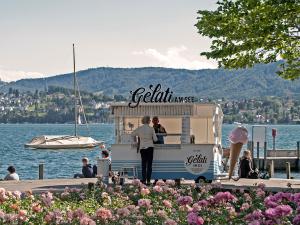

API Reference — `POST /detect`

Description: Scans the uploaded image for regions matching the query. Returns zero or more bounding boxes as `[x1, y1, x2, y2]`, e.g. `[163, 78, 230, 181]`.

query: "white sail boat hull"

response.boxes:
[25, 45, 104, 150]
[25, 135, 103, 149]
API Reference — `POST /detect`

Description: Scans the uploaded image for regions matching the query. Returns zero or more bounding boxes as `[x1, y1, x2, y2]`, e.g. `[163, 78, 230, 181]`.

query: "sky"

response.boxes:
[0, 0, 218, 82]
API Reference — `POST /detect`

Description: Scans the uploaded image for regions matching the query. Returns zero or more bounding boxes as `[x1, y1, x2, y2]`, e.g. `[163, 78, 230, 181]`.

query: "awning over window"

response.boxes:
[110, 103, 223, 118]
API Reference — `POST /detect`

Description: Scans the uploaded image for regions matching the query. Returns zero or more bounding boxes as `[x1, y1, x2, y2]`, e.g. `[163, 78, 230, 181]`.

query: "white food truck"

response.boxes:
[110, 103, 225, 182]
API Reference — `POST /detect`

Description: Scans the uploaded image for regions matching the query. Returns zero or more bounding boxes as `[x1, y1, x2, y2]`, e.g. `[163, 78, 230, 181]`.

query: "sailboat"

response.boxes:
[25, 44, 103, 149]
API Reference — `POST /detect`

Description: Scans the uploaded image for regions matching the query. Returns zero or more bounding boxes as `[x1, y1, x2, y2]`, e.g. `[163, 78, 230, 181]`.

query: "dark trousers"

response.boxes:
[140, 147, 154, 183]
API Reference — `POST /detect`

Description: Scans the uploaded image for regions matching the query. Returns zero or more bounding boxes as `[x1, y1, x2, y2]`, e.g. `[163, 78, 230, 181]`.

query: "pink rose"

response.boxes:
[0, 210, 5, 220]
[95, 208, 112, 220]
[146, 209, 153, 217]
[117, 208, 130, 217]
[80, 217, 96, 225]
[136, 220, 144, 225]
[293, 215, 300, 225]
[140, 188, 150, 195]
[12, 191, 21, 199]
[157, 210, 167, 219]
[177, 196, 193, 205]
[153, 185, 163, 193]
[164, 219, 178, 225]
[138, 199, 151, 208]
[163, 200, 172, 208]
[241, 203, 250, 211]
[187, 212, 204, 225]
[155, 180, 166, 186]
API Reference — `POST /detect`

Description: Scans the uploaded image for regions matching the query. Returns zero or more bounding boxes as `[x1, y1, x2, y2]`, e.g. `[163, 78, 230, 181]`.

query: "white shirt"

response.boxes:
[131, 124, 158, 149]
[4, 173, 19, 181]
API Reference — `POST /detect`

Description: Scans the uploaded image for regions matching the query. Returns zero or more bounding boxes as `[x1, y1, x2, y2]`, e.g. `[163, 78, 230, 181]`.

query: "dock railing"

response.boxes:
[248, 141, 300, 173]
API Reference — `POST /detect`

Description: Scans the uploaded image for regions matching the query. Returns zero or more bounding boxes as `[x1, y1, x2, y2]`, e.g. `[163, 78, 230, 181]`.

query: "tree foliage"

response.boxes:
[195, 0, 300, 80]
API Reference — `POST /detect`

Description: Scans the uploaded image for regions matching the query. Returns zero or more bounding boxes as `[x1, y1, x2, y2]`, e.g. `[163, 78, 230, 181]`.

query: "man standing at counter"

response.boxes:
[132, 116, 158, 185]
[152, 116, 167, 144]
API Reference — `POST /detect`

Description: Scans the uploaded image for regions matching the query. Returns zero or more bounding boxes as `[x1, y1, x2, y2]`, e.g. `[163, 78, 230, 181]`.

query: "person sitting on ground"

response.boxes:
[93, 150, 112, 176]
[101, 150, 111, 163]
[102, 149, 115, 178]
[74, 157, 94, 178]
[239, 150, 256, 178]
[4, 166, 19, 181]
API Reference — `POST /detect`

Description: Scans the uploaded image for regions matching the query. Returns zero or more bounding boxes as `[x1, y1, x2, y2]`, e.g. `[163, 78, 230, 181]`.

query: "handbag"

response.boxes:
[248, 170, 259, 179]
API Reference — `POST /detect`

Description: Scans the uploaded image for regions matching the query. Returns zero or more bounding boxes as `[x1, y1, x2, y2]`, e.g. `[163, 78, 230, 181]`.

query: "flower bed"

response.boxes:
[0, 179, 300, 224]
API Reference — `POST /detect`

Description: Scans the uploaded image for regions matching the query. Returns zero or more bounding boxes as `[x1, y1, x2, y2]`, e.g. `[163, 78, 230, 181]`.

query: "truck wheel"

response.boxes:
[119, 177, 124, 185]
[175, 179, 181, 186]
[195, 176, 205, 185]
[195, 176, 211, 184]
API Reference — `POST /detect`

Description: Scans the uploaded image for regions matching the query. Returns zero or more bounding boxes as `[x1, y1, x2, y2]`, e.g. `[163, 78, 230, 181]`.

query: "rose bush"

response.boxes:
[0, 180, 299, 224]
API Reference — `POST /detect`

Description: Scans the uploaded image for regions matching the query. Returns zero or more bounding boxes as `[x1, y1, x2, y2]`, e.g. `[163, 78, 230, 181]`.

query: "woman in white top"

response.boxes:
[132, 116, 158, 185]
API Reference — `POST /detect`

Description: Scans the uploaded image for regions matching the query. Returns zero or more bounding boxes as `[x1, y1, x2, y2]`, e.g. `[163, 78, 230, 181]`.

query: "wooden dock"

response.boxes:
[247, 142, 300, 170]
[1, 178, 300, 193]
[256, 156, 299, 170]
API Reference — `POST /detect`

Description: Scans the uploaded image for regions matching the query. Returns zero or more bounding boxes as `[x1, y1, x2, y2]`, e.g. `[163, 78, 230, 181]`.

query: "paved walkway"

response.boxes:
[0, 178, 98, 193]
[218, 178, 300, 192]
[1, 178, 300, 193]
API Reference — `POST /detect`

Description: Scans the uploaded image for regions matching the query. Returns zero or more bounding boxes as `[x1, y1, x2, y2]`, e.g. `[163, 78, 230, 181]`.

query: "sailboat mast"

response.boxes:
[73, 44, 77, 136]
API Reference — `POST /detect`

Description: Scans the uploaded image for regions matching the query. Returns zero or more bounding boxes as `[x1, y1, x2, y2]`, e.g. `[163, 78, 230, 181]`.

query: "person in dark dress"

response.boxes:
[239, 150, 254, 178]
[152, 116, 167, 144]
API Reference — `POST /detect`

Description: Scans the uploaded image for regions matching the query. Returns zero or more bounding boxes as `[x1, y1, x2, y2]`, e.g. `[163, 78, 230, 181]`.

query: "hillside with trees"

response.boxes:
[2, 63, 300, 99]
[0, 86, 299, 124]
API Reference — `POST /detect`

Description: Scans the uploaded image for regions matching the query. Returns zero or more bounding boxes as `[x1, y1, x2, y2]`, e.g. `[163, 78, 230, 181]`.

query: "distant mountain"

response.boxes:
[4, 63, 300, 99]
[0, 79, 6, 86]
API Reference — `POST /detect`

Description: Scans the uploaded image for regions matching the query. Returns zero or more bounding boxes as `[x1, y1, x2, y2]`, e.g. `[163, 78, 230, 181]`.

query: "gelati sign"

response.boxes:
[128, 84, 195, 108]
[184, 149, 212, 175]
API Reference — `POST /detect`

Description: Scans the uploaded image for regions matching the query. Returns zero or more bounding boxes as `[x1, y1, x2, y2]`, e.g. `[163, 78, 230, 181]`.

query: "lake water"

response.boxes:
[0, 124, 299, 180]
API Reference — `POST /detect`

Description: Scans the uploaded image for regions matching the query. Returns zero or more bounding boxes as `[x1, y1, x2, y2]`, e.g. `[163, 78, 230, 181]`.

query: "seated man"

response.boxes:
[152, 116, 167, 144]
[4, 166, 19, 181]
[74, 157, 94, 178]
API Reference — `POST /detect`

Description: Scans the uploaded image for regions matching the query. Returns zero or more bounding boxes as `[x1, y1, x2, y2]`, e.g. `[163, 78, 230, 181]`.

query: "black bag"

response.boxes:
[248, 171, 259, 179]
[259, 172, 269, 179]
[92, 165, 97, 177]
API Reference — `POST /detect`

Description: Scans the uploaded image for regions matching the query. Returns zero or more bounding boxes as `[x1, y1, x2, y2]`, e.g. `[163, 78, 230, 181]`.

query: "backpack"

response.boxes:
[93, 165, 97, 177]
[248, 170, 259, 179]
